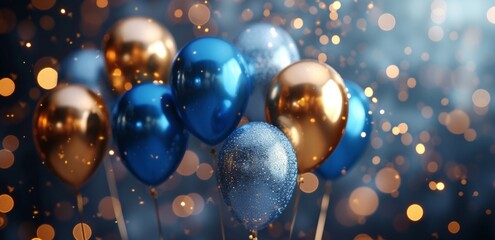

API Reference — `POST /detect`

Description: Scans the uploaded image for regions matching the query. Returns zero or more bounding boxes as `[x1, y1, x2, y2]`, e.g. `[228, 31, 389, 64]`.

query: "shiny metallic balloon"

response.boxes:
[112, 83, 189, 186]
[235, 23, 300, 121]
[33, 85, 110, 189]
[266, 60, 348, 173]
[217, 122, 297, 231]
[102, 17, 177, 94]
[170, 37, 252, 145]
[317, 80, 372, 180]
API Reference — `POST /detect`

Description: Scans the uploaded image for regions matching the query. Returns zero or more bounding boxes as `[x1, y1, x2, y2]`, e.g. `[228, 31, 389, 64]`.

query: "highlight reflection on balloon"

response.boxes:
[170, 37, 252, 145]
[217, 122, 297, 231]
[112, 83, 189, 186]
[33, 85, 110, 189]
[266, 60, 348, 173]
[235, 23, 300, 121]
[103, 17, 177, 94]
[317, 80, 372, 180]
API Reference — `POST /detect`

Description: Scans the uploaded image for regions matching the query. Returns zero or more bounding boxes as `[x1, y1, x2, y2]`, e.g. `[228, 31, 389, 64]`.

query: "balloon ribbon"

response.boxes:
[75, 192, 86, 240]
[103, 157, 129, 239]
[315, 180, 332, 240]
[289, 176, 303, 240]
[210, 149, 226, 240]
[150, 187, 164, 240]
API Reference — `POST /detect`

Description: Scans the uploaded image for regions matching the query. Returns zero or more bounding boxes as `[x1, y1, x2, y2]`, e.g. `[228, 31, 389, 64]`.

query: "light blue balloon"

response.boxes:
[170, 37, 252, 145]
[317, 81, 372, 180]
[217, 122, 297, 231]
[235, 23, 300, 121]
[112, 83, 189, 186]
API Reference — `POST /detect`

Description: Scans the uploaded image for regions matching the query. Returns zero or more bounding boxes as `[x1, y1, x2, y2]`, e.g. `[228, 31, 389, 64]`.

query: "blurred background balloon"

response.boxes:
[235, 23, 300, 122]
[59, 49, 116, 108]
[32, 85, 110, 189]
[317, 80, 372, 180]
[112, 83, 189, 186]
[102, 17, 177, 94]
[266, 60, 348, 173]
[217, 122, 297, 232]
[170, 37, 252, 145]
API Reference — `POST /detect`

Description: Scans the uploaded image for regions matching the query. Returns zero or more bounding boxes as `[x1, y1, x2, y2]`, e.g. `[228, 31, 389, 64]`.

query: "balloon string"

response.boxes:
[75, 192, 86, 240]
[314, 180, 332, 240]
[210, 149, 226, 240]
[150, 187, 165, 240]
[103, 158, 129, 239]
[289, 176, 302, 240]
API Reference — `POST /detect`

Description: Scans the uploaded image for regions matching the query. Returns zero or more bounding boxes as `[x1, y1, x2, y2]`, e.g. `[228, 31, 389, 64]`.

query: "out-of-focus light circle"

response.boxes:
[32, 0, 56, 11]
[98, 196, 120, 220]
[37, 67, 58, 90]
[428, 26, 444, 42]
[406, 204, 423, 221]
[196, 163, 213, 180]
[188, 193, 204, 215]
[72, 223, 92, 240]
[472, 89, 490, 108]
[172, 195, 194, 218]
[386, 65, 399, 79]
[416, 143, 426, 155]
[487, 7, 495, 24]
[0, 149, 14, 169]
[349, 187, 379, 216]
[448, 221, 460, 234]
[188, 3, 210, 26]
[0, 194, 14, 213]
[37, 224, 55, 240]
[0, 77, 15, 97]
[445, 109, 470, 134]
[3, 135, 19, 151]
[292, 18, 303, 29]
[354, 233, 373, 240]
[378, 13, 396, 31]
[177, 150, 199, 176]
[375, 167, 401, 193]
[299, 172, 319, 193]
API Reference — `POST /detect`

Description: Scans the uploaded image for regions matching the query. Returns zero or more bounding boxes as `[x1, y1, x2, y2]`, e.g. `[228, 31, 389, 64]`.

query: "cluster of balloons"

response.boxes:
[32, 16, 372, 235]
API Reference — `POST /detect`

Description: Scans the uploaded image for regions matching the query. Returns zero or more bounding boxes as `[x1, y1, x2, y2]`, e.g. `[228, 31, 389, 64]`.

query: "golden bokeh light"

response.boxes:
[472, 89, 490, 108]
[386, 65, 400, 79]
[464, 129, 477, 142]
[299, 172, 319, 193]
[436, 182, 445, 191]
[37, 67, 58, 90]
[0, 149, 14, 169]
[416, 143, 425, 155]
[331, 35, 341, 45]
[364, 87, 373, 97]
[32, 0, 56, 11]
[378, 13, 396, 31]
[429, 181, 437, 190]
[445, 109, 470, 134]
[96, 0, 108, 8]
[406, 204, 423, 221]
[188, 3, 210, 26]
[487, 6, 495, 24]
[172, 195, 194, 218]
[0, 77, 15, 97]
[375, 167, 401, 194]
[0, 213, 7, 230]
[354, 233, 373, 240]
[196, 163, 213, 180]
[349, 187, 379, 216]
[37, 224, 55, 240]
[292, 18, 303, 29]
[177, 150, 199, 176]
[98, 196, 121, 220]
[0, 9, 17, 34]
[0, 194, 14, 213]
[428, 26, 444, 42]
[448, 221, 460, 234]
[72, 223, 92, 240]
[188, 193, 205, 215]
[3, 135, 19, 152]
[319, 35, 329, 45]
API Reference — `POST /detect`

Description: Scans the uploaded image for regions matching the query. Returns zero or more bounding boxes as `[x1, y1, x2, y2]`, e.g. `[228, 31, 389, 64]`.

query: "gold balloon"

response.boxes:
[33, 85, 110, 189]
[102, 17, 177, 94]
[266, 60, 348, 173]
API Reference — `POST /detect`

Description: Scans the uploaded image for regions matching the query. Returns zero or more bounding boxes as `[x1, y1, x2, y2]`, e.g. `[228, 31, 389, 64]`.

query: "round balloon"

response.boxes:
[317, 81, 372, 180]
[112, 83, 189, 186]
[102, 17, 177, 94]
[217, 122, 297, 231]
[235, 23, 300, 121]
[266, 60, 348, 173]
[33, 85, 110, 189]
[170, 37, 252, 145]
[60, 49, 116, 108]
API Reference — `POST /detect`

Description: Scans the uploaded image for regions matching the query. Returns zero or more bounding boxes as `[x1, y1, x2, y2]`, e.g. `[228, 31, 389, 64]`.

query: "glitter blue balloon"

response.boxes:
[217, 122, 298, 231]
[317, 81, 372, 180]
[170, 37, 252, 145]
[112, 83, 189, 186]
[235, 23, 300, 121]
[60, 49, 116, 108]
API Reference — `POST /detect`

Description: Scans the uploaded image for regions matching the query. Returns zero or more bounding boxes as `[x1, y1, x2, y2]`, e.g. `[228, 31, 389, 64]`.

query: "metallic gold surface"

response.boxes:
[33, 85, 110, 189]
[266, 60, 348, 173]
[103, 17, 176, 94]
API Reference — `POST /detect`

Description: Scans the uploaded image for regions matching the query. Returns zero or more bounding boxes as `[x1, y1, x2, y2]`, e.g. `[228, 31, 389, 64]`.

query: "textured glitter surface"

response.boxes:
[235, 23, 300, 121]
[217, 122, 297, 231]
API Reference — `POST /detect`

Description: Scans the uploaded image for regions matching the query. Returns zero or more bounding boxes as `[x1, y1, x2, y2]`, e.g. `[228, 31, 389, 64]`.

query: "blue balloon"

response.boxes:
[217, 122, 297, 231]
[317, 81, 372, 180]
[235, 23, 300, 121]
[170, 37, 252, 145]
[60, 49, 116, 108]
[112, 83, 189, 186]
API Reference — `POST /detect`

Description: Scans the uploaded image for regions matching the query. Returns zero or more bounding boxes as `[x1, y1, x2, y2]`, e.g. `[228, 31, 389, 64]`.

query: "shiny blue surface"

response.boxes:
[235, 23, 300, 121]
[317, 81, 372, 180]
[60, 49, 116, 108]
[170, 37, 252, 145]
[112, 83, 189, 186]
[217, 122, 297, 231]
